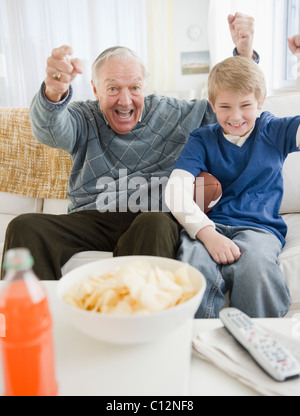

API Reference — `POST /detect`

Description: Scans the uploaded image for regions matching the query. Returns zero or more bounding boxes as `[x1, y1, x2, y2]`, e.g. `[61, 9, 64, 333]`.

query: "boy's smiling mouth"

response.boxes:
[228, 122, 246, 128]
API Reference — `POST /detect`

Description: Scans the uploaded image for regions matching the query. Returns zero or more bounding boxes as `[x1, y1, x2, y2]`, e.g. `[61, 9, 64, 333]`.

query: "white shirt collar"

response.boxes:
[223, 127, 254, 147]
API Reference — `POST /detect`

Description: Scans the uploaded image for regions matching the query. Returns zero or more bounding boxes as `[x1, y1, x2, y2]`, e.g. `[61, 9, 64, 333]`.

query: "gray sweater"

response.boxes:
[30, 83, 216, 213]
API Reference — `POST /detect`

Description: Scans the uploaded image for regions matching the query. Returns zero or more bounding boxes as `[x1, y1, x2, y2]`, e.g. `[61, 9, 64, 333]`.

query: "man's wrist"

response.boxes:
[40, 81, 73, 111]
[44, 86, 70, 103]
[233, 47, 260, 64]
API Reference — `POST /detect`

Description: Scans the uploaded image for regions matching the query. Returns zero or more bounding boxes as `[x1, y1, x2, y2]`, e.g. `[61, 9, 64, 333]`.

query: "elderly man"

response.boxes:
[2, 13, 257, 280]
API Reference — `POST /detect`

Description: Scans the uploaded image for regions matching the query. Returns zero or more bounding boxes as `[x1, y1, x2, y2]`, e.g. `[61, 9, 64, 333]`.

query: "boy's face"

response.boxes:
[210, 91, 264, 137]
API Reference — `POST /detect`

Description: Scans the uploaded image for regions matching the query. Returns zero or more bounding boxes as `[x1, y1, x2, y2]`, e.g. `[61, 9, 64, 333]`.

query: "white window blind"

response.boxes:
[273, 0, 300, 92]
[0, 0, 147, 107]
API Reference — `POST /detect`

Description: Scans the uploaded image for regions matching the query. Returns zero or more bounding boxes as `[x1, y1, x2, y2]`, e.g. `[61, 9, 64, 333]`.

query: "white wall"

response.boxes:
[173, 0, 210, 99]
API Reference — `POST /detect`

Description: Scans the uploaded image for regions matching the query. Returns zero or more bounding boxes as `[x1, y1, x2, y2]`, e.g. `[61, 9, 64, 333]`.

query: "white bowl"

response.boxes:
[57, 256, 206, 344]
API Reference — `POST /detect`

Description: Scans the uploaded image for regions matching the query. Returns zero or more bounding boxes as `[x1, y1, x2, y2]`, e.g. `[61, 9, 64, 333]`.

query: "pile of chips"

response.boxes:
[63, 260, 198, 315]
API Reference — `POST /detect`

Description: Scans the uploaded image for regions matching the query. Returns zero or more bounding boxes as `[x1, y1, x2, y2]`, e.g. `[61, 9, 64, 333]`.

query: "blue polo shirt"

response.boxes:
[174, 112, 300, 245]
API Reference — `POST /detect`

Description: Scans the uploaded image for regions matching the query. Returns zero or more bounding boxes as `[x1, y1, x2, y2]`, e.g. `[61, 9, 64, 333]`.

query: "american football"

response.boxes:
[194, 171, 222, 213]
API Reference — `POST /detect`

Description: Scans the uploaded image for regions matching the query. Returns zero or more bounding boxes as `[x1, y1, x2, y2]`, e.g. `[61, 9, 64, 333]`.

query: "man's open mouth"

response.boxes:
[115, 110, 133, 119]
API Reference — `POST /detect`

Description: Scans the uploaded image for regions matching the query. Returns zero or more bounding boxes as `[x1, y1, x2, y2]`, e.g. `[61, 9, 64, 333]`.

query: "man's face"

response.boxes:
[92, 58, 146, 135]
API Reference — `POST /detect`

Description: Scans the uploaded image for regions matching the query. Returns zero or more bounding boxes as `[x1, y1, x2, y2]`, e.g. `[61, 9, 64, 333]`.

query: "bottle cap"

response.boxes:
[3, 248, 34, 271]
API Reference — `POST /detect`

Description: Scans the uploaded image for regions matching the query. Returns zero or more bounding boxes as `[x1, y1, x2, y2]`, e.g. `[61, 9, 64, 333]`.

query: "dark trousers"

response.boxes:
[1, 211, 181, 280]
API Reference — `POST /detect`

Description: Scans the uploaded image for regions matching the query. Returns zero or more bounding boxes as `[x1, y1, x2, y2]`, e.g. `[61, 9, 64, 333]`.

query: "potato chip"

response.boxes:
[63, 261, 198, 315]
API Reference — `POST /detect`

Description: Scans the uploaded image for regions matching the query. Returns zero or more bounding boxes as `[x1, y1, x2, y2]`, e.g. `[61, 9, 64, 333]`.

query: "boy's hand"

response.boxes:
[228, 12, 255, 59]
[196, 226, 241, 265]
[288, 35, 300, 57]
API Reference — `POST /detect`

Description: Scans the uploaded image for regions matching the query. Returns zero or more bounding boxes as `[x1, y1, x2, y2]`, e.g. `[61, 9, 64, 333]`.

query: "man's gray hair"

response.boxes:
[92, 46, 149, 88]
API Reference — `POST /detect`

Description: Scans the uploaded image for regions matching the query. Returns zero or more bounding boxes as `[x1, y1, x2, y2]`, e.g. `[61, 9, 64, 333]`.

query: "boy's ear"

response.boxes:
[208, 97, 216, 113]
[258, 94, 266, 110]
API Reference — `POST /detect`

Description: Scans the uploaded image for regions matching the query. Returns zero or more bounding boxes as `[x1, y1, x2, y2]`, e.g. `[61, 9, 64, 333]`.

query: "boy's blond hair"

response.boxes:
[208, 56, 266, 106]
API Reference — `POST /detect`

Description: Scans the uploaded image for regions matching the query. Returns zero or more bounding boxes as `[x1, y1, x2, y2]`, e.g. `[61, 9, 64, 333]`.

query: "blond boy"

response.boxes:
[166, 36, 300, 318]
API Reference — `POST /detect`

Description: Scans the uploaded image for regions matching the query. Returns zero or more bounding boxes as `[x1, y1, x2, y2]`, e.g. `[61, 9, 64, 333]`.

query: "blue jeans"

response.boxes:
[177, 225, 291, 318]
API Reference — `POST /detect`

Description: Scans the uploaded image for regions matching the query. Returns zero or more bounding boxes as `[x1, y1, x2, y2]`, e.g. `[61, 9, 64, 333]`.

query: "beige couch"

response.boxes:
[0, 93, 299, 316]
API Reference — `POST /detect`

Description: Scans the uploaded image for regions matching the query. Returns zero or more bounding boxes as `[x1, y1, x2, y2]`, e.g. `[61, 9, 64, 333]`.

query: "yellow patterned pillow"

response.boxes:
[0, 107, 72, 199]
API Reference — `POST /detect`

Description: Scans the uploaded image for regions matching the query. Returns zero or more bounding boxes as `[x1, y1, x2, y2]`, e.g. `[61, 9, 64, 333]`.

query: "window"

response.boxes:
[207, 0, 298, 95]
[273, 0, 300, 91]
[286, 0, 300, 84]
[0, 0, 148, 107]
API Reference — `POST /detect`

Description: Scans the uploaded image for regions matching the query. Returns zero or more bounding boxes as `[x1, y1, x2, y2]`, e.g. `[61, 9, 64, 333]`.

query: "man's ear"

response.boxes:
[91, 80, 99, 100]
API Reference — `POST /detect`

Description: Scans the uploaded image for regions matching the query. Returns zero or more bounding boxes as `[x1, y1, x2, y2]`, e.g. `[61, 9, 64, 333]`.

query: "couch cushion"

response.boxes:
[279, 213, 300, 304]
[0, 214, 16, 243]
[263, 92, 300, 117]
[43, 198, 69, 215]
[0, 242, 3, 267]
[0, 192, 43, 215]
[280, 153, 300, 214]
[0, 214, 18, 267]
[262, 93, 300, 215]
[61, 251, 113, 275]
[0, 193, 43, 267]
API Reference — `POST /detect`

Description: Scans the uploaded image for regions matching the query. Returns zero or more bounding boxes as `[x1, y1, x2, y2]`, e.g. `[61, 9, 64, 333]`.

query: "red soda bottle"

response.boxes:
[0, 248, 58, 396]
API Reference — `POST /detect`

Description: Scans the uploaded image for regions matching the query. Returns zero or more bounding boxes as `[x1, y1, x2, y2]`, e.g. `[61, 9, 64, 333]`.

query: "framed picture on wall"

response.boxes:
[181, 51, 210, 75]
